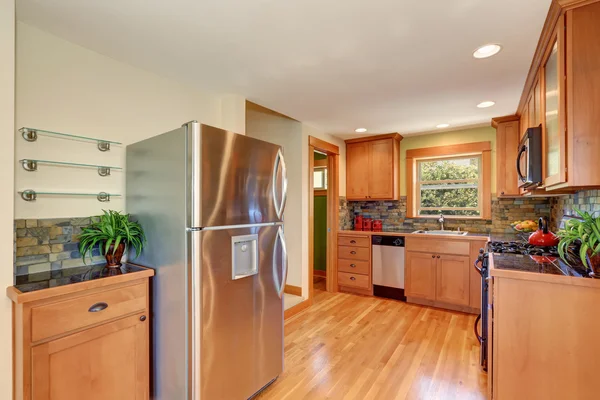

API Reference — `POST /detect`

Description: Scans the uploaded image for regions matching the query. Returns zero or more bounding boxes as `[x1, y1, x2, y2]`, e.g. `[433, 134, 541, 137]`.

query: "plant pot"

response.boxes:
[105, 243, 126, 269]
[586, 251, 600, 279]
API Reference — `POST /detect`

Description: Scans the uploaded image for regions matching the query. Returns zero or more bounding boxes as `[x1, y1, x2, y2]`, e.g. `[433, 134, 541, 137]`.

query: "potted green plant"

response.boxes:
[79, 210, 146, 268]
[557, 208, 600, 278]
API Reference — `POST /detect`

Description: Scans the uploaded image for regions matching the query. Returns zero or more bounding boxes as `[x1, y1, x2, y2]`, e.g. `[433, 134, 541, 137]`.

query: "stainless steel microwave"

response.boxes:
[517, 126, 542, 188]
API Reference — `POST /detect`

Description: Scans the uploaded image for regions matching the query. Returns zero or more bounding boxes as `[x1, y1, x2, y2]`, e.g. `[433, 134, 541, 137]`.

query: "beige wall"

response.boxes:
[0, 0, 15, 397]
[400, 126, 497, 195]
[15, 22, 245, 219]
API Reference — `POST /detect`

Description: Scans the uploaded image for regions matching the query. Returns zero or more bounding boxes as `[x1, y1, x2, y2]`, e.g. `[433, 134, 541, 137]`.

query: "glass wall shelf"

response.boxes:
[20, 159, 122, 176]
[19, 127, 122, 152]
[18, 190, 120, 202]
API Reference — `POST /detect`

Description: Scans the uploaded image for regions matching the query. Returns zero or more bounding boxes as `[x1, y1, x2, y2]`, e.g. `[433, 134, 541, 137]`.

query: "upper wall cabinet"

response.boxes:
[494, 117, 520, 197]
[496, 0, 600, 193]
[345, 133, 402, 201]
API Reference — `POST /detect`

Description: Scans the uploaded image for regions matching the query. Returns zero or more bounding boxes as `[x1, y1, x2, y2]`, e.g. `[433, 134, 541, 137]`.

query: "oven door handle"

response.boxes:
[473, 259, 483, 275]
[474, 314, 483, 344]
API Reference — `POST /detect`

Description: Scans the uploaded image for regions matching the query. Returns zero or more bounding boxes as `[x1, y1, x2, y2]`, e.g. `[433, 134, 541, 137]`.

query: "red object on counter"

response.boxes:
[528, 216, 560, 247]
[362, 218, 372, 231]
[372, 220, 383, 232]
[354, 215, 363, 231]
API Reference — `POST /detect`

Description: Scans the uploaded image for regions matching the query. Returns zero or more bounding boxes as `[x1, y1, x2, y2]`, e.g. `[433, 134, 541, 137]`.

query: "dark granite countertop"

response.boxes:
[491, 252, 590, 277]
[14, 263, 148, 293]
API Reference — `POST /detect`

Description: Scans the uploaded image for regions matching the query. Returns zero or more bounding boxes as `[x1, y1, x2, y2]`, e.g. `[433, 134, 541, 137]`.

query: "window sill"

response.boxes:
[408, 215, 489, 221]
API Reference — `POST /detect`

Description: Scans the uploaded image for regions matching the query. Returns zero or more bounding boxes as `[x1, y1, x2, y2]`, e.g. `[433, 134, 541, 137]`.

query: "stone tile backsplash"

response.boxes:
[14, 218, 103, 276]
[339, 196, 552, 234]
[550, 189, 600, 231]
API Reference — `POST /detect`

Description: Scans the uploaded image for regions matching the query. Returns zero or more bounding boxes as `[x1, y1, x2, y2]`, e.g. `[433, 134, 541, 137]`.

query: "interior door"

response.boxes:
[368, 139, 394, 199]
[436, 254, 470, 306]
[198, 224, 284, 400]
[346, 142, 369, 200]
[31, 313, 148, 400]
[405, 251, 436, 300]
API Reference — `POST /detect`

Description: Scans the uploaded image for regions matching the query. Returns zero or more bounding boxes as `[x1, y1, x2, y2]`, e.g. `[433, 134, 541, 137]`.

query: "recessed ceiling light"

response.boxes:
[477, 101, 496, 108]
[355, 128, 367, 133]
[436, 124, 450, 129]
[473, 44, 502, 59]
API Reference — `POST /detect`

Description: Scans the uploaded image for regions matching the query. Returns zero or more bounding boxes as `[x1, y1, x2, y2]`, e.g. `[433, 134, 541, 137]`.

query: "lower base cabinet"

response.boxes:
[405, 251, 437, 300]
[8, 269, 153, 400]
[436, 254, 470, 306]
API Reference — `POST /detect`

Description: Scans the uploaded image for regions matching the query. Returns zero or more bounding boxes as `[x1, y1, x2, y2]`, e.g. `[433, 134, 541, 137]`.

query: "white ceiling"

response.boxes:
[17, 0, 551, 137]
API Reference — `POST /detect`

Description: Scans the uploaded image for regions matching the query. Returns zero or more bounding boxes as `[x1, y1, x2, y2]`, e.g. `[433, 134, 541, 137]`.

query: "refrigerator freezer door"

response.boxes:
[196, 224, 285, 399]
[190, 123, 287, 228]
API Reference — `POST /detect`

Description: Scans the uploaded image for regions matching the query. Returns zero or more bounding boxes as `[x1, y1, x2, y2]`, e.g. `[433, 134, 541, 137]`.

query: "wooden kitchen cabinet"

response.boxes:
[405, 236, 487, 313]
[337, 233, 372, 295]
[345, 133, 402, 201]
[494, 117, 520, 197]
[8, 265, 154, 400]
[436, 254, 470, 306]
[405, 251, 437, 301]
[31, 313, 148, 400]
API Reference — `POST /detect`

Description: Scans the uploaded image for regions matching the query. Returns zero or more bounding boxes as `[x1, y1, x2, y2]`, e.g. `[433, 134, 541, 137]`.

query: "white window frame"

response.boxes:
[415, 154, 483, 217]
[313, 167, 328, 190]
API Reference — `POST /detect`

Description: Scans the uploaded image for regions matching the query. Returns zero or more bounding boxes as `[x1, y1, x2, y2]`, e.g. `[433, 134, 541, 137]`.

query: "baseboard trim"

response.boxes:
[407, 297, 479, 315]
[284, 284, 302, 297]
[284, 298, 312, 319]
[313, 270, 326, 277]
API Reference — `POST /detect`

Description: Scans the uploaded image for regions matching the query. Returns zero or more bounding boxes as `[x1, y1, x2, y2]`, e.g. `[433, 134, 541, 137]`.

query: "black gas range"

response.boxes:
[488, 240, 559, 257]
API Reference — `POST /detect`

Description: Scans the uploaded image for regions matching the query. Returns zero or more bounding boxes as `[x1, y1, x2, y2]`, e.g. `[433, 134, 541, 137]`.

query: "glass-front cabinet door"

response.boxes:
[542, 17, 567, 187]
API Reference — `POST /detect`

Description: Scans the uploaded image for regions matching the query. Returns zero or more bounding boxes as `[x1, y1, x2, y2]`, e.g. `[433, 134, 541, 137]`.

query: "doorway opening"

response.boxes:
[308, 136, 340, 302]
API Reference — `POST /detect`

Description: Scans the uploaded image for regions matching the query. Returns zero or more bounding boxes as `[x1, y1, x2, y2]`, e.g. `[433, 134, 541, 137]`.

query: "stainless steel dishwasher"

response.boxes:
[372, 235, 406, 301]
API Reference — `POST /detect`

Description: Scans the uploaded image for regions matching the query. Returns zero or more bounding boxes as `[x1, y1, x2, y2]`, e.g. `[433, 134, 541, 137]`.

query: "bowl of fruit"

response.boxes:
[511, 220, 537, 233]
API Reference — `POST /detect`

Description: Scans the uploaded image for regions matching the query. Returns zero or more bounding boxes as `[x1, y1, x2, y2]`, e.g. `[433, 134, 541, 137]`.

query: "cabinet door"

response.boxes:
[405, 251, 436, 300]
[543, 16, 567, 187]
[496, 121, 520, 197]
[436, 255, 470, 306]
[367, 138, 395, 199]
[521, 103, 529, 139]
[534, 77, 542, 127]
[528, 93, 536, 129]
[31, 313, 148, 400]
[346, 142, 370, 200]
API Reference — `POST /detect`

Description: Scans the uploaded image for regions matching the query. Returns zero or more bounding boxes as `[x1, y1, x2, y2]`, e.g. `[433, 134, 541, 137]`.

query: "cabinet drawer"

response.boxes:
[338, 246, 370, 261]
[338, 272, 370, 289]
[338, 259, 370, 275]
[338, 235, 370, 248]
[406, 237, 470, 256]
[31, 283, 147, 342]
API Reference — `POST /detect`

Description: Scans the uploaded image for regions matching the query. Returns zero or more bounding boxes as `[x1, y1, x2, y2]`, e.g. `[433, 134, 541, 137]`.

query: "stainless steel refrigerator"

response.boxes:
[126, 121, 288, 400]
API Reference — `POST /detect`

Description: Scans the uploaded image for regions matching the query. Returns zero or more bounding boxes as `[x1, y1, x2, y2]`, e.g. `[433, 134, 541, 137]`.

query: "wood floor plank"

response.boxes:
[257, 288, 486, 400]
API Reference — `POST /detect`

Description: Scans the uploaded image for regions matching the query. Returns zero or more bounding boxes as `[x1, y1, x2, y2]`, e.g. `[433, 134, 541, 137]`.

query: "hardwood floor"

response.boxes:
[258, 289, 487, 400]
[313, 275, 327, 292]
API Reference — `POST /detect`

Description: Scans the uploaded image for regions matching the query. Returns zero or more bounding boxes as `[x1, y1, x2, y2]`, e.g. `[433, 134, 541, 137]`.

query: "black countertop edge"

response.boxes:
[14, 263, 148, 293]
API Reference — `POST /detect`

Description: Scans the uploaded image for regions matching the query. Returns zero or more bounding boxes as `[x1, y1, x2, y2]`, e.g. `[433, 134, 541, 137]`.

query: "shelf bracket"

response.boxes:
[97, 192, 111, 202]
[21, 190, 37, 201]
[97, 141, 111, 152]
[97, 166, 111, 177]
[21, 160, 38, 172]
[21, 128, 38, 142]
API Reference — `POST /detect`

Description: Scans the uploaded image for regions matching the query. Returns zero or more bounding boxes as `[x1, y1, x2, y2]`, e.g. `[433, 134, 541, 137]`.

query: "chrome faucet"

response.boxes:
[438, 213, 445, 231]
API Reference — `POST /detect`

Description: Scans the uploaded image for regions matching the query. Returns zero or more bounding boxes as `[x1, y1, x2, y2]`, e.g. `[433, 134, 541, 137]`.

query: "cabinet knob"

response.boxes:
[350, 277, 356, 281]
[350, 264, 356, 268]
[350, 251, 356, 255]
[350, 240, 356, 244]
[140, 315, 147, 322]
[431, 255, 435, 258]
[437, 255, 440, 259]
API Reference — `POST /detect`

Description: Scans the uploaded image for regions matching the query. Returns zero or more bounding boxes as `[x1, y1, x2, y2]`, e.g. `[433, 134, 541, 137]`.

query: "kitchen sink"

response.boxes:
[412, 230, 469, 236]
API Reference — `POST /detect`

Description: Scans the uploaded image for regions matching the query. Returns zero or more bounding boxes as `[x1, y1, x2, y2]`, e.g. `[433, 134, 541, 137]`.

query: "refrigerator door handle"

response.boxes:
[272, 149, 288, 219]
[273, 226, 288, 298]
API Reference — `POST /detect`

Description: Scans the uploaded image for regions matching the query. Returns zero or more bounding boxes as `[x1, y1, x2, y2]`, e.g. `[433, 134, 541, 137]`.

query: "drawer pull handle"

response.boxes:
[350, 264, 356, 268]
[350, 240, 356, 244]
[88, 302, 108, 313]
[350, 251, 356, 255]
[350, 277, 356, 281]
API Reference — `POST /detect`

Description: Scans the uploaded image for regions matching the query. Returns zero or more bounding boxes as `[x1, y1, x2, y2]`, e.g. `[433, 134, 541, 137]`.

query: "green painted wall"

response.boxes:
[400, 126, 497, 195]
[314, 151, 328, 271]
[314, 195, 327, 271]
